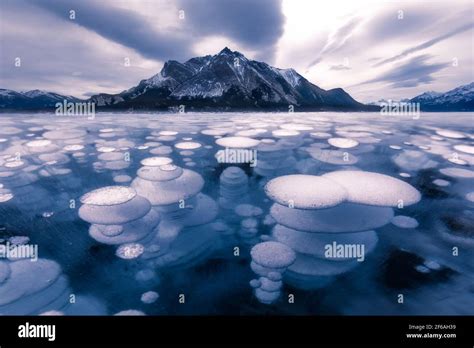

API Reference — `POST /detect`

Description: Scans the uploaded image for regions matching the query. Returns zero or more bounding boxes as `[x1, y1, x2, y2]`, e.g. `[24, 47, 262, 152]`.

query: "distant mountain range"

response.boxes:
[409, 82, 474, 111]
[0, 47, 373, 112]
[1, 48, 472, 112]
[0, 89, 80, 110]
[369, 82, 474, 111]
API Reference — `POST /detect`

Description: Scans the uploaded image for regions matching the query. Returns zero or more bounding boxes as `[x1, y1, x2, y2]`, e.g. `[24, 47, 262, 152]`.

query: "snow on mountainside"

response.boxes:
[410, 82, 474, 111]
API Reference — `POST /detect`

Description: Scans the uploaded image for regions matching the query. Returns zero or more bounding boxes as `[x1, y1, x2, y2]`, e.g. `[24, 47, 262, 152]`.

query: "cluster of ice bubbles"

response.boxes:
[0, 114, 473, 313]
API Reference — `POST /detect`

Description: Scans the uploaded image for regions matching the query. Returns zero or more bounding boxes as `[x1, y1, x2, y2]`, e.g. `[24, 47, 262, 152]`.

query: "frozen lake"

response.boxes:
[0, 112, 473, 315]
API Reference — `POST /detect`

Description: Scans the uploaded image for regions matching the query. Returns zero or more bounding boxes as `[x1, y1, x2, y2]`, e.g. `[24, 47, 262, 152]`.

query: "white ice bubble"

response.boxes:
[435, 130, 466, 139]
[116, 243, 145, 259]
[322, 171, 421, 207]
[433, 179, 450, 187]
[141, 291, 159, 304]
[174, 142, 202, 150]
[63, 144, 84, 151]
[140, 157, 173, 167]
[215, 136, 260, 148]
[251, 241, 296, 268]
[466, 192, 474, 202]
[80, 186, 136, 206]
[265, 175, 347, 209]
[114, 310, 145, 316]
[26, 140, 52, 148]
[391, 215, 419, 229]
[113, 175, 132, 183]
[439, 167, 474, 178]
[389, 145, 402, 150]
[328, 138, 359, 149]
[280, 123, 313, 131]
[272, 129, 300, 138]
[454, 145, 474, 155]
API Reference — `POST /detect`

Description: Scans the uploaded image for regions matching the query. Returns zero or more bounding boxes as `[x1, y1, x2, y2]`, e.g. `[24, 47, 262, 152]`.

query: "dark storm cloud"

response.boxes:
[177, 0, 285, 61]
[373, 22, 474, 67]
[359, 54, 450, 88]
[24, 0, 193, 61]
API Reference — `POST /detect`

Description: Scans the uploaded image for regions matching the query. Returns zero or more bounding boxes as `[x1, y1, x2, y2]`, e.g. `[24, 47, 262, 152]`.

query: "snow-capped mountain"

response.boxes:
[410, 82, 474, 111]
[0, 89, 81, 110]
[89, 47, 371, 111]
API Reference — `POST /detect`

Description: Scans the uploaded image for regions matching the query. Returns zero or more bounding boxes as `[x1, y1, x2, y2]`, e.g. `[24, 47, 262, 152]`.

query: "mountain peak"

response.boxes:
[219, 47, 233, 55]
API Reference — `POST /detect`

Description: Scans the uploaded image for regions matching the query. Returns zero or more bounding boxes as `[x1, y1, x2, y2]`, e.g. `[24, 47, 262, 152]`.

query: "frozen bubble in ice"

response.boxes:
[391, 215, 419, 229]
[4, 161, 25, 168]
[137, 164, 183, 182]
[175, 142, 202, 150]
[42, 211, 54, 218]
[382, 130, 392, 135]
[80, 186, 136, 206]
[98, 152, 123, 161]
[272, 129, 300, 137]
[98, 225, 124, 237]
[9, 236, 30, 245]
[235, 129, 267, 137]
[251, 241, 296, 268]
[113, 175, 132, 183]
[132, 169, 204, 205]
[466, 192, 474, 202]
[399, 173, 411, 178]
[141, 291, 159, 304]
[216, 136, 260, 148]
[259, 277, 282, 292]
[249, 279, 261, 288]
[97, 146, 116, 153]
[140, 156, 173, 167]
[328, 138, 359, 149]
[439, 167, 474, 178]
[114, 310, 145, 316]
[435, 130, 465, 139]
[389, 145, 402, 150]
[235, 204, 263, 217]
[255, 288, 280, 303]
[0, 126, 21, 135]
[415, 265, 430, 274]
[454, 145, 474, 155]
[201, 128, 231, 136]
[0, 192, 13, 203]
[424, 260, 441, 270]
[100, 128, 115, 133]
[116, 243, 145, 259]
[63, 144, 84, 151]
[267, 272, 282, 281]
[159, 131, 178, 136]
[323, 171, 421, 207]
[392, 150, 438, 171]
[265, 175, 347, 209]
[26, 139, 52, 148]
[433, 179, 450, 187]
[447, 157, 467, 165]
[271, 202, 393, 233]
[150, 145, 173, 155]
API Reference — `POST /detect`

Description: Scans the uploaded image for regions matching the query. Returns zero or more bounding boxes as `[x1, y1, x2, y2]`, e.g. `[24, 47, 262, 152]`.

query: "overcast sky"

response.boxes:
[0, 0, 473, 102]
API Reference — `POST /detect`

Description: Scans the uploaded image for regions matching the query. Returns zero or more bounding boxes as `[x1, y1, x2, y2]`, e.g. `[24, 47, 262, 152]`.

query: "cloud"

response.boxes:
[25, 0, 194, 62]
[360, 54, 450, 88]
[329, 64, 351, 71]
[177, 0, 285, 62]
[373, 22, 474, 67]
[307, 16, 361, 68]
